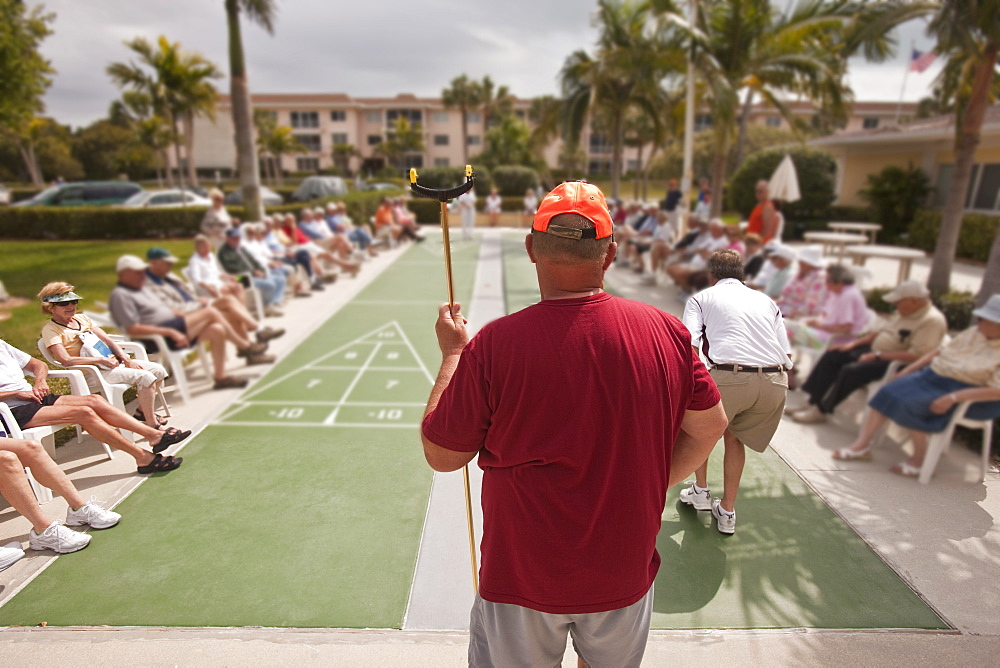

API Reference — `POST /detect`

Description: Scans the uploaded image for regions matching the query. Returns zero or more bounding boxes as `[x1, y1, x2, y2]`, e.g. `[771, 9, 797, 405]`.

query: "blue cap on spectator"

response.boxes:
[225, 228, 241, 238]
[146, 247, 179, 263]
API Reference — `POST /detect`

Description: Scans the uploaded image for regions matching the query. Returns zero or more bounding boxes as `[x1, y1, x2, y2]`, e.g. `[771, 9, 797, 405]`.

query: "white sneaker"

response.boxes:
[712, 499, 736, 535]
[66, 497, 121, 530]
[0, 541, 24, 571]
[791, 405, 827, 424]
[679, 484, 712, 510]
[29, 521, 92, 553]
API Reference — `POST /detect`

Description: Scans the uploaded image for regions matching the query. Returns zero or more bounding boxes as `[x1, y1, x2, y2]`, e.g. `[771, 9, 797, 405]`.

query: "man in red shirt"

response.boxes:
[421, 181, 728, 666]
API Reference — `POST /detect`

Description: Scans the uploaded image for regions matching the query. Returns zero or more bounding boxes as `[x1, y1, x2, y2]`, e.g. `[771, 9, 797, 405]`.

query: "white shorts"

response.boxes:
[468, 586, 653, 668]
[97, 359, 168, 390]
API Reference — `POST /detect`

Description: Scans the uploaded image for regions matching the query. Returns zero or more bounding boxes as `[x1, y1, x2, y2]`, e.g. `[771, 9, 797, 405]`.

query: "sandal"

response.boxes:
[832, 447, 872, 461]
[137, 453, 183, 474]
[133, 409, 168, 427]
[890, 461, 921, 477]
[150, 427, 192, 454]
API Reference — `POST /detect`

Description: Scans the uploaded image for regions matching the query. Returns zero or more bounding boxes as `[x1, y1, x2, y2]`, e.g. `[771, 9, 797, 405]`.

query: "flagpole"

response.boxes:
[895, 40, 914, 125]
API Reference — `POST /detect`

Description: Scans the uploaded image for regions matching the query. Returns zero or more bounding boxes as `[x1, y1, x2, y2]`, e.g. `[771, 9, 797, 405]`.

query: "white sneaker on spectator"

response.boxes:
[679, 484, 712, 510]
[66, 497, 121, 530]
[0, 541, 24, 571]
[712, 499, 736, 535]
[791, 405, 826, 424]
[29, 521, 92, 553]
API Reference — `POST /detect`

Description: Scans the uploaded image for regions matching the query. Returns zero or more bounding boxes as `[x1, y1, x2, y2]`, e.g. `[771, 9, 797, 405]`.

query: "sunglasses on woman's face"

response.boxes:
[56, 300, 79, 306]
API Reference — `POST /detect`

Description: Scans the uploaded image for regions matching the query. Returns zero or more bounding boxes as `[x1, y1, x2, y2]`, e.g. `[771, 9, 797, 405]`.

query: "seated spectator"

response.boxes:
[692, 191, 712, 225]
[0, 338, 186, 473]
[622, 204, 663, 270]
[282, 214, 359, 277]
[375, 197, 422, 243]
[200, 189, 232, 249]
[776, 245, 827, 320]
[38, 283, 170, 431]
[218, 228, 287, 316]
[242, 222, 307, 295]
[724, 224, 745, 255]
[785, 265, 869, 350]
[326, 202, 377, 257]
[0, 436, 122, 558]
[834, 295, 1000, 476]
[789, 280, 947, 423]
[485, 188, 502, 227]
[261, 217, 321, 293]
[301, 207, 356, 260]
[188, 234, 247, 304]
[760, 245, 796, 299]
[109, 255, 272, 389]
[146, 246, 285, 343]
[742, 234, 766, 281]
[665, 218, 729, 291]
[645, 214, 680, 282]
[522, 188, 538, 226]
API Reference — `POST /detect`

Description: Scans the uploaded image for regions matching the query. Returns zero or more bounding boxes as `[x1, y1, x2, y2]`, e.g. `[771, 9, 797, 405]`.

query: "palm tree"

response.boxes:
[376, 116, 425, 172]
[107, 36, 220, 189]
[442, 74, 484, 164]
[561, 0, 676, 200]
[331, 143, 358, 176]
[111, 91, 174, 186]
[527, 95, 565, 181]
[225, 0, 277, 221]
[918, 0, 1000, 297]
[263, 126, 305, 187]
[480, 75, 515, 129]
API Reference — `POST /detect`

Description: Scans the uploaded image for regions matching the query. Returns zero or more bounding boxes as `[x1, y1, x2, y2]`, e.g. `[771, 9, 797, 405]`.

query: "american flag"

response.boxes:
[910, 49, 936, 74]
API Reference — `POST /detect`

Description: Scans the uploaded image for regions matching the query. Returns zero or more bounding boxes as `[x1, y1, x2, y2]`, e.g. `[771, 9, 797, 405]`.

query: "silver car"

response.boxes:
[120, 189, 212, 208]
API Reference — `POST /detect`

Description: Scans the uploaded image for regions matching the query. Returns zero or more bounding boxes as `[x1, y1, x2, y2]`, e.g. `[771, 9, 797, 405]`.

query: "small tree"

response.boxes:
[859, 164, 932, 243]
[331, 143, 357, 175]
[376, 116, 424, 173]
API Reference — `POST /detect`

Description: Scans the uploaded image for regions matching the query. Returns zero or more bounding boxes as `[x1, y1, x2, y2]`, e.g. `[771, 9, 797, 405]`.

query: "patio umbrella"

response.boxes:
[768, 153, 800, 203]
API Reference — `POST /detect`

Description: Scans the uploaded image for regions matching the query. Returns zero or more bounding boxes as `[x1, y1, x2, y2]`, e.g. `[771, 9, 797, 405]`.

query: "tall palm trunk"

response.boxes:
[183, 112, 199, 187]
[642, 144, 659, 201]
[633, 142, 644, 200]
[709, 127, 730, 218]
[930, 46, 998, 294]
[18, 141, 43, 187]
[734, 88, 755, 169]
[226, 0, 263, 221]
[610, 111, 624, 201]
[274, 151, 284, 187]
[159, 147, 174, 187]
[171, 116, 186, 193]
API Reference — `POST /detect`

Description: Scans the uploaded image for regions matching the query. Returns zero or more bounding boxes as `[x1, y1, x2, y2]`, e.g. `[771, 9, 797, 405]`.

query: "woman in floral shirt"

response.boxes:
[776, 245, 827, 320]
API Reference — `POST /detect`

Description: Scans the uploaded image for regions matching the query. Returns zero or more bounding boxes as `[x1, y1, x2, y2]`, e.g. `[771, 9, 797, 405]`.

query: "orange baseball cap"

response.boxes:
[532, 181, 613, 240]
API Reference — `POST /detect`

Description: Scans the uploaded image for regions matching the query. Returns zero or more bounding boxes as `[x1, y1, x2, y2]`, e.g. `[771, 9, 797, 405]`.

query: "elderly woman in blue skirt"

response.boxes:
[833, 294, 1000, 477]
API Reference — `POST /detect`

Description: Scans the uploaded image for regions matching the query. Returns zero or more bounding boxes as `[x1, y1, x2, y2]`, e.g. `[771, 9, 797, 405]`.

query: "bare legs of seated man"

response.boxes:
[0, 437, 122, 557]
[180, 305, 274, 374]
[208, 295, 283, 345]
[21, 395, 186, 473]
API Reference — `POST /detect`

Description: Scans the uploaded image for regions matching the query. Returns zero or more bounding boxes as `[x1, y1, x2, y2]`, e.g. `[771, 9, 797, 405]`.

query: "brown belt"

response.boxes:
[713, 364, 784, 373]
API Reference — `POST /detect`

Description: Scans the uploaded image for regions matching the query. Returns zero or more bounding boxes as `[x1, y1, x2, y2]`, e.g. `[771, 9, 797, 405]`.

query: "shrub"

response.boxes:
[859, 164, 932, 242]
[726, 147, 837, 221]
[908, 209, 1000, 263]
[864, 286, 975, 331]
[492, 165, 539, 196]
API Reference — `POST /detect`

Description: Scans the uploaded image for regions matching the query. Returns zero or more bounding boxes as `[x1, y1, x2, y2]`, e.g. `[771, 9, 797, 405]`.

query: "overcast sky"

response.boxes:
[36, 0, 943, 129]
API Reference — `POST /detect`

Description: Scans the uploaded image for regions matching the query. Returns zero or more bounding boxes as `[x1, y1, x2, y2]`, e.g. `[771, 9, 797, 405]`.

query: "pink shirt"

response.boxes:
[821, 285, 869, 345]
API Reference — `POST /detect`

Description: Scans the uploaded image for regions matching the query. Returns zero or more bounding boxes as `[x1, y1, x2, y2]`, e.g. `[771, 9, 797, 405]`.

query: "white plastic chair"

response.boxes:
[37, 337, 170, 442]
[182, 264, 265, 321]
[84, 307, 210, 405]
[0, 369, 112, 504]
[918, 401, 994, 484]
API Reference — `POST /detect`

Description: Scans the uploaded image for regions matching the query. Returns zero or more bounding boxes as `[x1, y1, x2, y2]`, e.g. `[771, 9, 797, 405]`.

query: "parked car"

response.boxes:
[120, 189, 212, 208]
[363, 182, 400, 192]
[292, 176, 347, 202]
[12, 181, 143, 207]
[0, 184, 10, 205]
[224, 185, 284, 207]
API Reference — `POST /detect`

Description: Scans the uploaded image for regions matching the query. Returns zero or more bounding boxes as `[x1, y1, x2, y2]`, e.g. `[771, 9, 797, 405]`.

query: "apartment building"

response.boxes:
[191, 93, 916, 177]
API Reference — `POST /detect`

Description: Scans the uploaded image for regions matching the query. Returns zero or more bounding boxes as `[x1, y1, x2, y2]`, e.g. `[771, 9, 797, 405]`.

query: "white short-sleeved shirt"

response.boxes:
[683, 278, 793, 368]
[187, 252, 225, 289]
[0, 340, 34, 408]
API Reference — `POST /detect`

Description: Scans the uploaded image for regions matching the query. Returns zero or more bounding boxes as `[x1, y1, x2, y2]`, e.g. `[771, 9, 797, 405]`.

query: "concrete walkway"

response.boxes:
[2, 232, 998, 664]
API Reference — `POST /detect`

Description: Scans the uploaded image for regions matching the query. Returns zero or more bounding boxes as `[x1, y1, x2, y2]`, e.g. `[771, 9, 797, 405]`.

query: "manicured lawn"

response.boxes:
[0, 239, 195, 354]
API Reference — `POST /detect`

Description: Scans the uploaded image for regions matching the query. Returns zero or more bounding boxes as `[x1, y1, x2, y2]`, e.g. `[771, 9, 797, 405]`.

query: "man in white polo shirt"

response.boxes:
[680, 249, 792, 534]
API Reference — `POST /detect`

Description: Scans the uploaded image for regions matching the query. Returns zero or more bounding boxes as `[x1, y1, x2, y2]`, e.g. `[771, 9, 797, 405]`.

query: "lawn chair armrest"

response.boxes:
[46, 369, 91, 396]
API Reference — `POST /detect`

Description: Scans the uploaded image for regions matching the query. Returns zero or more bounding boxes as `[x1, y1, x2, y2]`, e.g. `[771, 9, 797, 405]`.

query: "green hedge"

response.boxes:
[908, 209, 1000, 263]
[0, 189, 394, 239]
[408, 196, 525, 224]
[492, 166, 539, 196]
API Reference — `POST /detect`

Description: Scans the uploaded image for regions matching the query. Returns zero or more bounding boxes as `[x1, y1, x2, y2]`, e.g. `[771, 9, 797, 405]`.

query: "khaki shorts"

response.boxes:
[468, 586, 653, 668]
[710, 368, 788, 452]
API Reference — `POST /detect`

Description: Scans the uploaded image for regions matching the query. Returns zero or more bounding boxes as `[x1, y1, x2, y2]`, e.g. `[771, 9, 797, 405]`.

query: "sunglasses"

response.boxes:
[55, 300, 79, 306]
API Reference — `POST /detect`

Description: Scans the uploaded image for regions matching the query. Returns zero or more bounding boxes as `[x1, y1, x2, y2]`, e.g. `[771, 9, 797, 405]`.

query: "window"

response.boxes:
[588, 159, 611, 174]
[626, 159, 640, 172]
[330, 110, 346, 122]
[589, 133, 610, 154]
[515, 110, 526, 119]
[466, 112, 482, 124]
[936, 162, 1000, 211]
[296, 157, 320, 172]
[402, 155, 424, 169]
[365, 111, 382, 124]
[331, 132, 348, 146]
[294, 134, 322, 153]
[149, 193, 181, 206]
[467, 135, 481, 146]
[367, 134, 382, 146]
[862, 117, 879, 130]
[973, 164, 1000, 210]
[386, 109, 423, 127]
[694, 113, 713, 132]
[433, 134, 449, 146]
[290, 111, 319, 129]
[433, 111, 449, 124]
[765, 116, 782, 128]
[434, 157, 450, 167]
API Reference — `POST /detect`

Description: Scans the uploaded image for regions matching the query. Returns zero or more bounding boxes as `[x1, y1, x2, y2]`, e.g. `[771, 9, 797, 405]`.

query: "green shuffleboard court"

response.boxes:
[0, 231, 946, 630]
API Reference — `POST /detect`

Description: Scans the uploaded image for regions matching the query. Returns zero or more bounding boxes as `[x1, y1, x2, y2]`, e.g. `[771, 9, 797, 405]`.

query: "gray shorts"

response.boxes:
[468, 586, 653, 668]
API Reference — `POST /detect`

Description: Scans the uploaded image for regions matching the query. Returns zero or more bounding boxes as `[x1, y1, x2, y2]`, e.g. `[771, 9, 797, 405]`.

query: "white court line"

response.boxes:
[322, 340, 383, 426]
[221, 421, 420, 429]
[350, 300, 442, 305]
[227, 400, 427, 407]
[311, 366, 423, 372]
